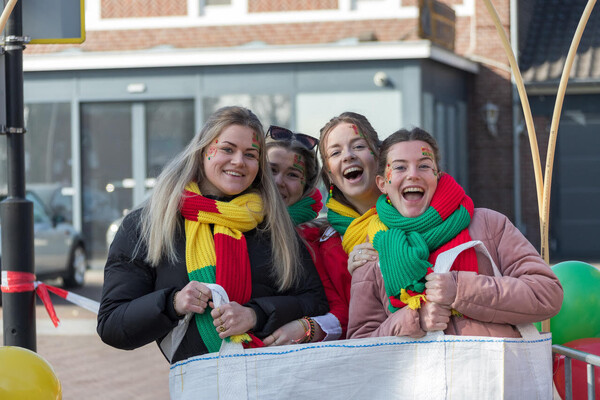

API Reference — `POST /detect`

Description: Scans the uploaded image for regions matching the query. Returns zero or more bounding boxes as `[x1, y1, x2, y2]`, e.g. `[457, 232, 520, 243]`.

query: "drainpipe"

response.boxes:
[510, 0, 524, 232]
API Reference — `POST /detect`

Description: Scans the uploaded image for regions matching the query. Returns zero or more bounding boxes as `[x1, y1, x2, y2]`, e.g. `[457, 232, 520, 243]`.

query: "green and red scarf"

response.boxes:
[180, 182, 265, 352]
[287, 188, 323, 225]
[367, 174, 478, 312]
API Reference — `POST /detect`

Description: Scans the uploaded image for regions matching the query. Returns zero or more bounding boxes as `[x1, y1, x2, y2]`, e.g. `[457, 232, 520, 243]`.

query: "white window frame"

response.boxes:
[84, 0, 472, 31]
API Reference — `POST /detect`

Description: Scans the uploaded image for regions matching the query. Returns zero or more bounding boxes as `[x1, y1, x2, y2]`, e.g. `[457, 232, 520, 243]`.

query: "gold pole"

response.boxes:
[483, 0, 597, 333]
[538, 0, 595, 334]
[0, 0, 19, 33]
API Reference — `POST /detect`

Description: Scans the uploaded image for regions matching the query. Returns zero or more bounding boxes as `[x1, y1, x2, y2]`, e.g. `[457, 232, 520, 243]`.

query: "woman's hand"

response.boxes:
[418, 301, 451, 332]
[424, 272, 458, 306]
[263, 320, 307, 346]
[211, 302, 257, 339]
[173, 282, 212, 315]
[348, 240, 378, 274]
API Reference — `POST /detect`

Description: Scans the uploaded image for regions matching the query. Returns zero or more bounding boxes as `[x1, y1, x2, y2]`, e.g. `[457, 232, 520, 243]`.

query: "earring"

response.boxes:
[386, 195, 391, 205]
[329, 185, 334, 197]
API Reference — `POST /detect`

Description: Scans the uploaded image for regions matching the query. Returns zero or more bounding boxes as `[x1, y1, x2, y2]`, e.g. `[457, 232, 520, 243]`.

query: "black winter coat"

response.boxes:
[97, 209, 329, 364]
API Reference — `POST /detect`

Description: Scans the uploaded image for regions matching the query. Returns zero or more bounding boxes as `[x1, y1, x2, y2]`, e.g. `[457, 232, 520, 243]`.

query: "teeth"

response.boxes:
[403, 187, 423, 194]
[225, 171, 242, 177]
[344, 167, 362, 174]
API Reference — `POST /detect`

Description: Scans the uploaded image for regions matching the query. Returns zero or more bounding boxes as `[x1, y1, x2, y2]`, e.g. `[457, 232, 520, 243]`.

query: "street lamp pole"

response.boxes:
[1, 0, 36, 350]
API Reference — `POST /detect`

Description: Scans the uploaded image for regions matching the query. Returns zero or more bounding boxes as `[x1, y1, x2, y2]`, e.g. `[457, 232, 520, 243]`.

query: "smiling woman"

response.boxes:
[347, 127, 563, 341]
[199, 125, 260, 197]
[97, 106, 328, 364]
[269, 112, 380, 341]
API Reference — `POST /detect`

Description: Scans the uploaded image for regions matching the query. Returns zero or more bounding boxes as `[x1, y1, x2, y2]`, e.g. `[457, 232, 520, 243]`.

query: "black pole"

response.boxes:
[1, 0, 36, 350]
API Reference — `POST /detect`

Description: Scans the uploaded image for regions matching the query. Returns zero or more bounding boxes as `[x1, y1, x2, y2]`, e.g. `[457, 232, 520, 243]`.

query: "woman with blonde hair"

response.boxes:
[97, 106, 328, 363]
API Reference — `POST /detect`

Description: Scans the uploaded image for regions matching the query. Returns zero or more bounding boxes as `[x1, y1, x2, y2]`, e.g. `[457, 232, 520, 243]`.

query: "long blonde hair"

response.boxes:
[138, 106, 301, 290]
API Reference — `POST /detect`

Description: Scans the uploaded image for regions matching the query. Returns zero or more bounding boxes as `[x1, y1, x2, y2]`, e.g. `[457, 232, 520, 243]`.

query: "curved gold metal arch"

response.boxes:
[483, 0, 597, 332]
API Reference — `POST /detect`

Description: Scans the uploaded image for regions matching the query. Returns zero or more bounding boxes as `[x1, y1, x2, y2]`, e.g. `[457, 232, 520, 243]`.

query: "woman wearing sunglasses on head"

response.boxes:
[97, 106, 328, 363]
[347, 127, 562, 340]
[261, 125, 344, 345]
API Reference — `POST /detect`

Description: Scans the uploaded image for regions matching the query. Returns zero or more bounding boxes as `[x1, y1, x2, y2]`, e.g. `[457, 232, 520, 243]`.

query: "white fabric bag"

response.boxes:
[169, 241, 552, 399]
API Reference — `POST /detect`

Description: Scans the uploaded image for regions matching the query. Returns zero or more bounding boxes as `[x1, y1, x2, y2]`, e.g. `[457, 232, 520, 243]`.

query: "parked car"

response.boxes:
[0, 190, 88, 305]
[27, 183, 122, 259]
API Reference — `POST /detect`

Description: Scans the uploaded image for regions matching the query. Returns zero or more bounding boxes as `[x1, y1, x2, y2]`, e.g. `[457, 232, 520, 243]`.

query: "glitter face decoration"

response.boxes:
[293, 153, 306, 184]
[205, 139, 218, 160]
[252, 132, 260, 151]
[421, 146, 437, 176]
[351, 124, 365, 139]
[385, 163, 392, 184]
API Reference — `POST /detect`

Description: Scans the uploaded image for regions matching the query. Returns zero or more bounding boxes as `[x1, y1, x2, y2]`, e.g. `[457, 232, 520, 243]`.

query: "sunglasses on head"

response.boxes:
[267, 125, 319, 150]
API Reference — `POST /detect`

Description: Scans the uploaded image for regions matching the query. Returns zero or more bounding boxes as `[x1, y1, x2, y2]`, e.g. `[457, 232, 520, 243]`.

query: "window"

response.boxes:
[203, 94, 291, 129]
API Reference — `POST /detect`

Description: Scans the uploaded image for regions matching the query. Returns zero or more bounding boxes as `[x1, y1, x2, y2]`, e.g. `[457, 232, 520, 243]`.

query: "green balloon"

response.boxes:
[535, 261, 600, 344]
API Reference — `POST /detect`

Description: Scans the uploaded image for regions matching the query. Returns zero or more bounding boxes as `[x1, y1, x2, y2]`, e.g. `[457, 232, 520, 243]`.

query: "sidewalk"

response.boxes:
[0, 270, 170, 399]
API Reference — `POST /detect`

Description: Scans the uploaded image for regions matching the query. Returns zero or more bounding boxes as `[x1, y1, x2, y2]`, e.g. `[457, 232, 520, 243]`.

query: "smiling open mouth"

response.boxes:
[224, 171, 242, 177]
[402, 187, 424, 201]
[343, 166, 363, 180]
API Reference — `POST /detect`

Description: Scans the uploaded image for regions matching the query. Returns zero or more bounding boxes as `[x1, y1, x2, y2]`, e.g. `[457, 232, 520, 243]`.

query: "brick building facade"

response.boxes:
[9, 0, 582, 258]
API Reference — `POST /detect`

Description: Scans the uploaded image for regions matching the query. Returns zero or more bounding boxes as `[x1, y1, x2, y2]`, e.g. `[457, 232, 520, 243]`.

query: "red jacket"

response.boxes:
[298, 225, 352, 338]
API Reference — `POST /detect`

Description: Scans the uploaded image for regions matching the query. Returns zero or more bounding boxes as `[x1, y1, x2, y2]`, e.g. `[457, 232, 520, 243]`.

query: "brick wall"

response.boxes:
[249, 0, 338, 12]
[25, 19, 420, 54]
[102, 0, 187, 18]
[465, 0, 516, 224]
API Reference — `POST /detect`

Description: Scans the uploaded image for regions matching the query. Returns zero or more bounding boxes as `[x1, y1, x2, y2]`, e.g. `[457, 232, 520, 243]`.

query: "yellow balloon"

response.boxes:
[0, 346, 62, 400]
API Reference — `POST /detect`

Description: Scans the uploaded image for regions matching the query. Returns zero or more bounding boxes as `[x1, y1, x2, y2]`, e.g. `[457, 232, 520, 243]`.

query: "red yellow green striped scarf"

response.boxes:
[367, 174, 478, 312]
[180, 182, 264, 352]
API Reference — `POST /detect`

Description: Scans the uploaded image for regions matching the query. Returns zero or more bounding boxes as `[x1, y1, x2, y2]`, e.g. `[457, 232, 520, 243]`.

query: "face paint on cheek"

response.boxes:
[385, 164, 392, 184]
[205, 140, 218, 160]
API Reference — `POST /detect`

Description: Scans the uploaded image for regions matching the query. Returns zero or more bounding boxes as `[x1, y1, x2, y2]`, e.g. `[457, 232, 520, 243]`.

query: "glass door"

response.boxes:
[80, 102, 131, 260]
[80, 100, 194, 260]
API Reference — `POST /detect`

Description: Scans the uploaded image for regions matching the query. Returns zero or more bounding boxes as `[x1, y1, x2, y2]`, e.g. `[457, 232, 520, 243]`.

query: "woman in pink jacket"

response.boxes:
[347, 127, 563, 339]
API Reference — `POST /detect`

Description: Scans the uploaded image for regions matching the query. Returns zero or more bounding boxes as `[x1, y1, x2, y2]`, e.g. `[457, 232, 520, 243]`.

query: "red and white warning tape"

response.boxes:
[1, 270, 100, 327]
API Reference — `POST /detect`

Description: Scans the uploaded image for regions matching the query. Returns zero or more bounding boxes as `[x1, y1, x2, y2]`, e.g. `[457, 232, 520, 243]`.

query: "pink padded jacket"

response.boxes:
[347, 208, 563, 339]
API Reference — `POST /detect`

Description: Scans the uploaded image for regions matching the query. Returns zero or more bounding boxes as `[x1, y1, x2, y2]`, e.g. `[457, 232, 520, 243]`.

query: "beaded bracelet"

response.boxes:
[293, 318, 310, 344]
[302, 316, 315, 343]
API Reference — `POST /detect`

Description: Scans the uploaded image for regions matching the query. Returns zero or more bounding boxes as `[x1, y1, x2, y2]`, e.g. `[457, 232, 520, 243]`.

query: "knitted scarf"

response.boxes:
[180, 182, 265, 352]
[367, 174, 478, 312]
[326, 194, 377, 255]
[288, 188, 323, 225]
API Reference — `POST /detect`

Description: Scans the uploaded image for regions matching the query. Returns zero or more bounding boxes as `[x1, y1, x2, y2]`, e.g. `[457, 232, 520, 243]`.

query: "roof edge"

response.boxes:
[23, 41, 479, 73]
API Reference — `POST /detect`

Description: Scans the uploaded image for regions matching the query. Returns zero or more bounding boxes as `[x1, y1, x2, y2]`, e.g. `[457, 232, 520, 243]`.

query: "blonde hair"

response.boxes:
[138, 106, 301, 290]
[318, 112, 381, 213]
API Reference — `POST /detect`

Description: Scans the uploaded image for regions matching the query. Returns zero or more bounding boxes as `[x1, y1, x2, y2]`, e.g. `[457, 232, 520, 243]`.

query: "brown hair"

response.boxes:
[265, 139, 320, 198]
[377, 127, 442, 176]
[318, 112, 380, 212]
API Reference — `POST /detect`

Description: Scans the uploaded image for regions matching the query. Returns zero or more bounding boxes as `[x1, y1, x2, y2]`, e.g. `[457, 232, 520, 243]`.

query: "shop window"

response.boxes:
[23, 103, 72, 187]
[203, 94, 292, 129]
